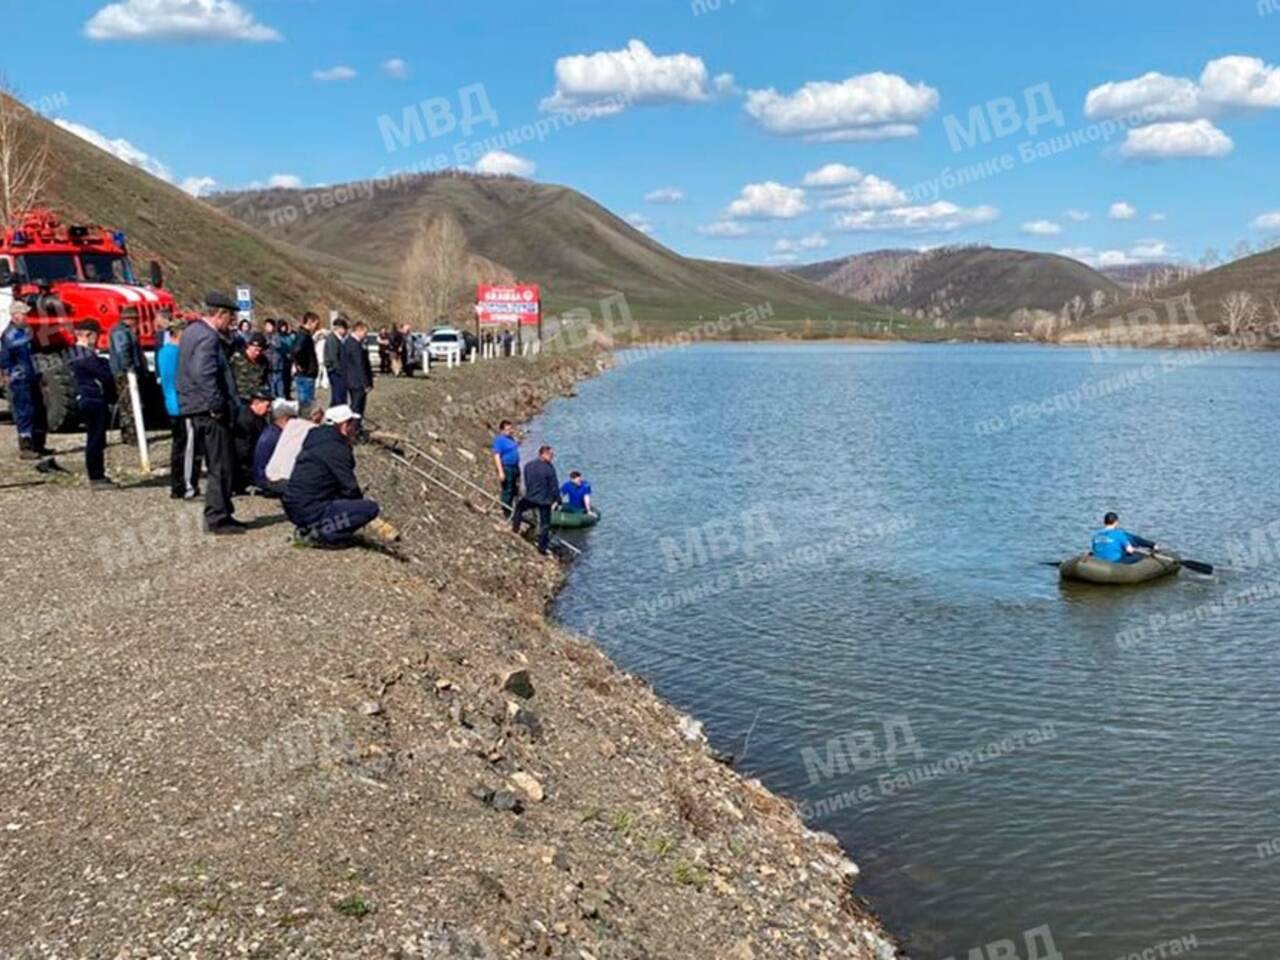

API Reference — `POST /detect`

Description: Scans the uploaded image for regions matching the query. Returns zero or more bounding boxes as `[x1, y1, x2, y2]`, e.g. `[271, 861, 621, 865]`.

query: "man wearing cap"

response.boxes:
[323, 317, 350, 406]
[108, 309, 147, 446]
[67, 320, 117, 486]
[157, 318, 200, 499]
[231, 333, 269, 402]
[178, 292, 243, 534]
[284, 404, 389, 545]
[252, 397, 298, 497]
[232, 387, 273, 494]
[0, 301, 48, 460]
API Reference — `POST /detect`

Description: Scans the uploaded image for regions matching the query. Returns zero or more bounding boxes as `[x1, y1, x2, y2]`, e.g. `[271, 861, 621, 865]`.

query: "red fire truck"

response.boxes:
[0, 209, 174, 429]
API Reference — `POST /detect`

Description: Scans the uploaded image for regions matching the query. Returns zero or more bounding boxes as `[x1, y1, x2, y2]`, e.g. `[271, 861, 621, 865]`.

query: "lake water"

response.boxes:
[532, 343, 1280, 959]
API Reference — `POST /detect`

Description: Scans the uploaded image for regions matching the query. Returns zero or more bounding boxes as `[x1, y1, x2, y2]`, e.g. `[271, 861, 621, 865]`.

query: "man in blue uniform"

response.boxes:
[1, 301, 47, 460]
[66, 320, 117, 486]
[492, 419, 521, 515]
[559, 470, 593, 514]
[511, 444, 560, 555]
[1091, 512, 1158, 563]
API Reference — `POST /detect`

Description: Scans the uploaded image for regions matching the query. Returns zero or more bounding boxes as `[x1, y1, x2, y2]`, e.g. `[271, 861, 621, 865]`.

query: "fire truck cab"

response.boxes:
[0, 209, 174, 430]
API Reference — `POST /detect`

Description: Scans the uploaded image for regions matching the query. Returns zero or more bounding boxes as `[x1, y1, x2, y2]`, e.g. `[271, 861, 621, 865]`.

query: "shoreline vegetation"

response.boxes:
[0, 345, 899, 959]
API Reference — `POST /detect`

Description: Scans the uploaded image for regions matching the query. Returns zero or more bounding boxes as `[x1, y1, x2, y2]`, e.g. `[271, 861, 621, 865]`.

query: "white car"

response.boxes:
[426, 328, 465, 361]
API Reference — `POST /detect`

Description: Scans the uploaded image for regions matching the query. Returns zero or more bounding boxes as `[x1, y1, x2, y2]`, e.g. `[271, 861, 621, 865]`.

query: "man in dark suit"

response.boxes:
[511, 444, 560, 556]
[323, 317, 349, 405]
[343, 321, 375, 419]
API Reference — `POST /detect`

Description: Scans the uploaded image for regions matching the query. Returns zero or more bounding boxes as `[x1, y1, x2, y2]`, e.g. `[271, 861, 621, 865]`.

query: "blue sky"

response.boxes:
[9, 0, 1280, 270]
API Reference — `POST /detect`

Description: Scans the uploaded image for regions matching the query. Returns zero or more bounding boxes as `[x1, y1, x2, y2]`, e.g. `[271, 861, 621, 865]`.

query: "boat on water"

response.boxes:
[1059, 551, 1181, 585]
[551, 508, 601, 529]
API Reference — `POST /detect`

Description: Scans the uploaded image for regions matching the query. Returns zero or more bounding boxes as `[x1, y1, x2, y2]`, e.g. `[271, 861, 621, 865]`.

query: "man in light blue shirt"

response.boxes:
[1091, 512, 1157, 563]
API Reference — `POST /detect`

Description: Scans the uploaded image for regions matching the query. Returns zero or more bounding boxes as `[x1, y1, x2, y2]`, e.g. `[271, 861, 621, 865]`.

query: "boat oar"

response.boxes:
[1154, 552, 1214, 576]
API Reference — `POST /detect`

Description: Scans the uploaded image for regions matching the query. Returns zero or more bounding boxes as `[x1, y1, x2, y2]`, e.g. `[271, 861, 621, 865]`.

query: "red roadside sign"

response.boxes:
[476, 283, 540, 326]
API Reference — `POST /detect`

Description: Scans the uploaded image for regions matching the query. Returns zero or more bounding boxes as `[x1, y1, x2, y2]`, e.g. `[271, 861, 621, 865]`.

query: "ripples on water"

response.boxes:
[533, 344, 1280, 958]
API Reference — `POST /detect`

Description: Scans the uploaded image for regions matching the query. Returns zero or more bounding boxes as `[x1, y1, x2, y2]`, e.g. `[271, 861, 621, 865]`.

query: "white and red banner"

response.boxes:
[476, 283, 540, 326]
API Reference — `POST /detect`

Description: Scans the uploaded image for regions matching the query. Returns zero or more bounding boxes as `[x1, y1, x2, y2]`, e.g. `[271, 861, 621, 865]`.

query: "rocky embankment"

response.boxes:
[0, 346, 898, 959]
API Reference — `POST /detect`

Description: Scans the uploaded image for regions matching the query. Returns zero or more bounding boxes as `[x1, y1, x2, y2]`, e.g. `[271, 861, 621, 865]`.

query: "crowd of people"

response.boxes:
[3, 293, 596, 555]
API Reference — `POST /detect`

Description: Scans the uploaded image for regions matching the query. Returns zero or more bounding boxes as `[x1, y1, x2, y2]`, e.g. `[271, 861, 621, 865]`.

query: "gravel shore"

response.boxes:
[0, 348, 898, 959]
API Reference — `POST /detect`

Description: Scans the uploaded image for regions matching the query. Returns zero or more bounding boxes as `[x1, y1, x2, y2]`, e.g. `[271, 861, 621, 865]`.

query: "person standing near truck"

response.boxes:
[157, 319, 199, 499]
[67, 320, 117, 487]
[108, 311, 146, 446]
[178, 292, 243, 535]
[0, 301, 48, 460]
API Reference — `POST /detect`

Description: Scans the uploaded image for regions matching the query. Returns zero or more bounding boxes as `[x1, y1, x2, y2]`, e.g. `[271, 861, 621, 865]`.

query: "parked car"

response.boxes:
[426, 327, 465, 362]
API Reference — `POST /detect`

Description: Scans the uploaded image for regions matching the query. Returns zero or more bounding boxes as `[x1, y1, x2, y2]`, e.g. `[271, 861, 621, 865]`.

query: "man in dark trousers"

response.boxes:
[344, 321, 375, 419]
[178, 292, 243, 535]
[66, 320, 117, 487]
[323, 317, 349, 405]
[0, 301, 47, 459]
[283, 404, 392, 545]
[232, 387, 273, 494]
[108, 310, 147, 445]
[292, 312, 320, 407]
[511, 444, 561, 555]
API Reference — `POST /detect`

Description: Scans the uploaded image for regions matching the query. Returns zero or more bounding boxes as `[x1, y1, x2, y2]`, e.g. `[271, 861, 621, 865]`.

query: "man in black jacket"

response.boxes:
[283, 404, 383, 544]
[293, 311, 320, 406]
[233, 387, 273, 494]
[323, 317, 349, 405]
[178, 291, 242, 534]
[343, 321, 374, 419]
[511, 444, 560, 555]
[67, 320, 118, 486]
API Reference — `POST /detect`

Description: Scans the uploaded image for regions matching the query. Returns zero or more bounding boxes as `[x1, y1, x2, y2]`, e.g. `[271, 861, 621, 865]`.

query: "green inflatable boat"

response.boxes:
[1059, 551, 1181, 585]
[550, 508, 601, 529]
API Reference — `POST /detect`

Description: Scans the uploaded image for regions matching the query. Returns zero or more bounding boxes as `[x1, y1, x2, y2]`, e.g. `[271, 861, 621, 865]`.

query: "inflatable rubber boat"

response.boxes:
[550, 508, 600, 529]
[1059, 551, 1181, 585]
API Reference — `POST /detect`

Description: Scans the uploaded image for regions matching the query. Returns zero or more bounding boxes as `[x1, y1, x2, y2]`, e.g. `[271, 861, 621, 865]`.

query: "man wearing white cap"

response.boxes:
[283, 403, 396, 544]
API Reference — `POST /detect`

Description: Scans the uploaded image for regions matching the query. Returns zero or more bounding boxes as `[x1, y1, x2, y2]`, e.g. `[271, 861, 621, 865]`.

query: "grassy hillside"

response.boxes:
[789, 246, 1122, 327]
[9, 97, 389, 324]
[209, 174, 905, 337]
[1066, 247, 1280, 345]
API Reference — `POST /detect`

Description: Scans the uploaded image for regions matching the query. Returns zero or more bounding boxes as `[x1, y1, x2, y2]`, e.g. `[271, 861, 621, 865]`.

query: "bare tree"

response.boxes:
[1221, 290, 1261, 334]
[394, 213, 471, 326]
[0, 77, 50, 225]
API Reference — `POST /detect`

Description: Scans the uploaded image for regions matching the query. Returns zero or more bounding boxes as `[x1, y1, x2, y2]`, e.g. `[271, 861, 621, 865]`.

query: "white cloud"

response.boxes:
[1198, 55, 1280, 109]
[539, 39, 720, 115]
[833, 201, 999, 234]
[1250, 211, 1280, 230]
[818, 174, 907, 211]
[85, 0, 280, 42]
[313, 65, 357, 82]
[644, 186, 684, 204]
[1021, 219, 1062, 236]
[474, 150, 536, 177]
[1119, 119, 1234, 159]
[1108, 201, 1137, 220]
[1084, 72, 1203, 122]
[774, 233, 828, 254]
[801, 163, 863, 188]
[266, 173, 302, 189]
[181, 175, 218, 197]
[383, 58, 409, 79]
[1084, 56, 1280, 163]
[713, 73, 737, 95]
[1064, 209, 1091, 222]
[744, 71, 939, 141]
[726, 181, 808, 220]
[1149, 212, 1167, 222]
[55, 118, 172, 182]
[626, 212, 654, 234]
[698, 221, 749, 237]
[1059, 243, 1173, 268]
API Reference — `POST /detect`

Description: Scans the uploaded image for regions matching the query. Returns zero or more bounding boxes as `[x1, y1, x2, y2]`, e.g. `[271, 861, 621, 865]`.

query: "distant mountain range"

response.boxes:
[786, 246, 1122, 326]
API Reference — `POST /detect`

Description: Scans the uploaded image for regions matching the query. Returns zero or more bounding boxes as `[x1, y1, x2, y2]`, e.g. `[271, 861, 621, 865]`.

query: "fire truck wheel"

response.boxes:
[35, 353, 80, 433]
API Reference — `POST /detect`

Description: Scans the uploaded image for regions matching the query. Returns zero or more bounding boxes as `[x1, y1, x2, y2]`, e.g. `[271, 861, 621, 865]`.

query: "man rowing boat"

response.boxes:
[1091, 512, 1158, 564]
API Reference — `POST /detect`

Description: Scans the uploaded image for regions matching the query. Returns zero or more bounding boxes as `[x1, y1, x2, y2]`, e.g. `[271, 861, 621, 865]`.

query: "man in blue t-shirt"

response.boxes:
[559, 470, 593, 514]
[1091, 512, 1157, 563]
[492, 419, 521, 515]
